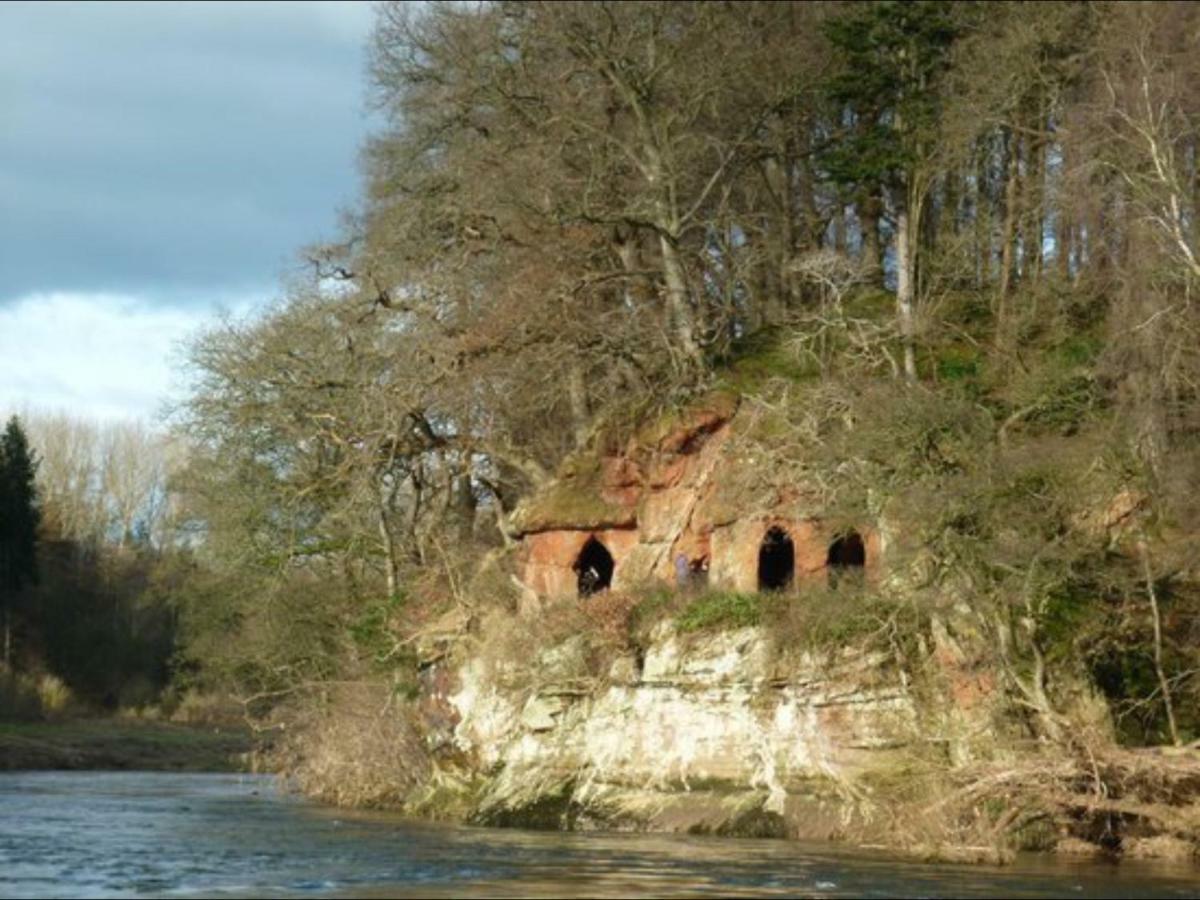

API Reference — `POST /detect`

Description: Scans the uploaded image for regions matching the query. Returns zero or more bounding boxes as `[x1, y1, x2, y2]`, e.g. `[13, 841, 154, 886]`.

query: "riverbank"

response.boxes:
[0, 719, 256, 772]
[283, 605, 1200, 867]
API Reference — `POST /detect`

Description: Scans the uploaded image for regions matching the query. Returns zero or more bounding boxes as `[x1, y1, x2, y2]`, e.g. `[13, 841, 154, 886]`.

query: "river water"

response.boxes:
[0, 772, 1197, 898]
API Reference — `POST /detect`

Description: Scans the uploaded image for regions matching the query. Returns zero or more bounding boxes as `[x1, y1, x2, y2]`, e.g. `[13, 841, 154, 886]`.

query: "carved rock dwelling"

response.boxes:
[511, 393, 882, 601]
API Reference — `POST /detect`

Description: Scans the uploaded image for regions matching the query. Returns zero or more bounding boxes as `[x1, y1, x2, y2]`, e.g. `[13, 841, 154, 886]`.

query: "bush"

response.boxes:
[167, 689, 245, 726]
[579, 591, 640, 650]
[282, 683, 431, 809]
[628, 587, 685, 639]
[0, 670, 43, 721]
[36, 674, 74, 719]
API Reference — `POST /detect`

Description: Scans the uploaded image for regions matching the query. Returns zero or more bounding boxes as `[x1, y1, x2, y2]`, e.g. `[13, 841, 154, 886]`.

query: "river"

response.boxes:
[0, 772, 1196, 898]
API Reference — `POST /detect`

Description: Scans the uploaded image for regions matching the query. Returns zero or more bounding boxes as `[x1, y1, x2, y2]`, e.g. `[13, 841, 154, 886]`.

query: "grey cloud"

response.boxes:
[0, 0, 377, 303]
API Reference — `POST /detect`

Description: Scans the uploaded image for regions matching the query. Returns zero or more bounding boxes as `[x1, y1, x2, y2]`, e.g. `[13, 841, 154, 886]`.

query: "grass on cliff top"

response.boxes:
[712, 328, 820, 395]
[676, 591, 769, 632]
[513, 452, 634, 532]
[630, 582, 910, 654]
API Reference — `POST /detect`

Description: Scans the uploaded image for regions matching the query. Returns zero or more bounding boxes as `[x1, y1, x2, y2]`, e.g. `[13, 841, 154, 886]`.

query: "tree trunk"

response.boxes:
[859, 189, 883, 277]
[1028, 638, 1064, 743]
[974, 138, 992, 289]
[566, 361, 591, 449]
[1032, 128, 1041, 280]
[659, 233, 703, 369]
[450, 469, 476, 543]
[998, 128, 1021, 302]
[832, 201, 847, 254]
[1028, 124, 1047, 283]
[763, 154, 801, 312]
[1092, 191, 1111, 277]
[941, 168, 961, 245]
[799, 160, 825, 250]
[378, 509, 399, 599]
[1191, 136, 1200, 250]
[1140, 540, 1181, 747]
[896, 202, 918, 382]
[1058, 215, 1073, 282]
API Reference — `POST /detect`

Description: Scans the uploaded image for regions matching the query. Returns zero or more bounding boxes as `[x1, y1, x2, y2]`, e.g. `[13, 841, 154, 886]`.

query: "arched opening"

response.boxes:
[574, 536, 614, 598]
[757, 526, 794, 591]
[826, 531, 865, 587]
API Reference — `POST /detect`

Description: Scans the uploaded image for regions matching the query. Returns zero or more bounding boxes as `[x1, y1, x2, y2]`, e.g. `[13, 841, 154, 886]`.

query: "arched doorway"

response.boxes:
[757, 526, 794, 591]
[574, 536, 614, 597]
[827, 531, 865, 587]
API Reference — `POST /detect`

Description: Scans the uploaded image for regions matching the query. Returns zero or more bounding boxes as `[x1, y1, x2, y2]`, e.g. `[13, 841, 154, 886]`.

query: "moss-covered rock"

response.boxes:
[472, 779, 578, 830]
[510, 453, 636, 534]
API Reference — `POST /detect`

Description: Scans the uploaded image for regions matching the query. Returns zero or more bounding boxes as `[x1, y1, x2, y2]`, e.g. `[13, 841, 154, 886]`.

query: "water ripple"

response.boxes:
[0, 772, 1196, 899]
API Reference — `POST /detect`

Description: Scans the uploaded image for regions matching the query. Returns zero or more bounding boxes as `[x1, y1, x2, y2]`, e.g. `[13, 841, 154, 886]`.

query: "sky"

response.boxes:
[0, 0, 377, 422]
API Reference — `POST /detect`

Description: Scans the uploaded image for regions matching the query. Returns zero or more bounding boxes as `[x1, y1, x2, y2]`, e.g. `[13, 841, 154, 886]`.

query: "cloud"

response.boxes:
[0, 290, 260, 422]
[0, 1, 376, 303]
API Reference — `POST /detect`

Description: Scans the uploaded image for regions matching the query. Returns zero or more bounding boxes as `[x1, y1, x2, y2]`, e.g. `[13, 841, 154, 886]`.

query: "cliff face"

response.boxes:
[390, 394, 1200, 862]
[434, 395, 943, 838]
[425, 619, 962, 839]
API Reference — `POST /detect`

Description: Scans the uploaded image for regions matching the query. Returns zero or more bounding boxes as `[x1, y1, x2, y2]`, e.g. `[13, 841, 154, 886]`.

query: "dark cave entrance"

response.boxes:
[826, 531, 866, 587]
[757, 526, 795, 591]
[574, 536, 614, 598]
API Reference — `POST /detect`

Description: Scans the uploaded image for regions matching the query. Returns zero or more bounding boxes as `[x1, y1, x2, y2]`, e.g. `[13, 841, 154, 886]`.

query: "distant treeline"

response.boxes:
[0, 413, 186, 712]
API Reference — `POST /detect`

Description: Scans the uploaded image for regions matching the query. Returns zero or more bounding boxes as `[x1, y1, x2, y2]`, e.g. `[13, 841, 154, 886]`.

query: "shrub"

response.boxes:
[579, 591, 640, 650]
[36, 674, 74, 718]
[628, 587, 686, 641]
[0, 670, 43, 721]
[168, 689, 245, 726]
[760, 582, 925, 666]
[281, 683, 431, 809]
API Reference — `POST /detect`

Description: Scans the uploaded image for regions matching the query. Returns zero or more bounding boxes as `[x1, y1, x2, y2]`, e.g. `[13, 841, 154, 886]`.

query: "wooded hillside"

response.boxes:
[9, 3, 1200, 766]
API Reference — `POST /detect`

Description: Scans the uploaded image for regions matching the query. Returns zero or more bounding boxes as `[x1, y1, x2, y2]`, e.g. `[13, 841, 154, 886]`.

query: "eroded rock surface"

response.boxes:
[444, 622, 916, 838]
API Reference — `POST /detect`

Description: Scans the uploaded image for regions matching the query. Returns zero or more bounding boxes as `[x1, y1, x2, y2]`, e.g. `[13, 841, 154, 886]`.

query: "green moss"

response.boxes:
[659, 775, 747, 794]
[935, 346, 982, 383]
[1038, 584, 1098, 664]
[633, 389, 741, 450]
[676, 591, 770, 633]
[474, 780, 577, 830]
[681, 789, 794, 839]
[511, 453, 634, 533]
[714, 329, 818, 394]
[844, 287, 895, 318]
[713, 806, 790, 839]
[407, 775, 488, 822]
[937, 289, 995, 332]
[1056, 334, 1102, 367]
[350, 592, 414, 672]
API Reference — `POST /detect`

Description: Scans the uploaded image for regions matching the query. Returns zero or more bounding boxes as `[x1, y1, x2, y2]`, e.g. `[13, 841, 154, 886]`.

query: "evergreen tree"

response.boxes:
[0, 416, 40, 667]
[821, 0, 962, 380]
